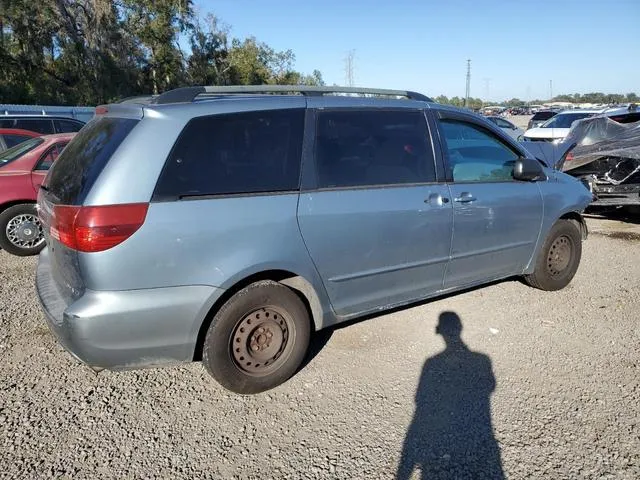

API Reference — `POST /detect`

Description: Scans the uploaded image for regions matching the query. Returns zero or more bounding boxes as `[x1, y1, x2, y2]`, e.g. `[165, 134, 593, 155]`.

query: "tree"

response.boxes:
[0, 2, 325, 105]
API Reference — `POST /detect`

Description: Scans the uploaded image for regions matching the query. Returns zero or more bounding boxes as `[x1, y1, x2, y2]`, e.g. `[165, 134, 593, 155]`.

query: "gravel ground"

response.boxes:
[1, 216, 639, 479]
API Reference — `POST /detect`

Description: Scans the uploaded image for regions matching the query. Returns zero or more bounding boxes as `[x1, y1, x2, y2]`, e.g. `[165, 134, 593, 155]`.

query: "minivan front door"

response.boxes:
[297, 108, 453, 318]
[434, 113, 543, 289]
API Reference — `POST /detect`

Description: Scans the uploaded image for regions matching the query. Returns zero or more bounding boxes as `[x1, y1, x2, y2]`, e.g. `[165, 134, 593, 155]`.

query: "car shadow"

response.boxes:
[397, 311, 504, 479]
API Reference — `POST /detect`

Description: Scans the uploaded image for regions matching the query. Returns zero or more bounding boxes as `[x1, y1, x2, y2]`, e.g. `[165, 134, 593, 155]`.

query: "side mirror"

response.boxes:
[513, 157, 546, 182]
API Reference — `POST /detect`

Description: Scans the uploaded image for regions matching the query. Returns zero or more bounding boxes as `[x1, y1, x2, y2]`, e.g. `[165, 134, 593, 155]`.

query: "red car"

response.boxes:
[0, 133, 75, 256]
[0, 128, 40, 152]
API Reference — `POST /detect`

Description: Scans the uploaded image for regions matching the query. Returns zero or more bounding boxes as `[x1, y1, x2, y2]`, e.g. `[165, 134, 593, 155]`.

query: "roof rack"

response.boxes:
[152, 85, 432, 105]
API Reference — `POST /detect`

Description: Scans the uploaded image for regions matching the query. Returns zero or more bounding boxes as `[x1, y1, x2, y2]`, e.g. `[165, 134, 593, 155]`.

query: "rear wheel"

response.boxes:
[0, 204, 46, 256]
[525, 219, 582, 291]
[202, 280, 311, 394]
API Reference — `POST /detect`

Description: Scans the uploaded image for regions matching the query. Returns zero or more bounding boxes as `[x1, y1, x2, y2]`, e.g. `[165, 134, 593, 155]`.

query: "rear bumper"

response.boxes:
[36, 248, 223, 370]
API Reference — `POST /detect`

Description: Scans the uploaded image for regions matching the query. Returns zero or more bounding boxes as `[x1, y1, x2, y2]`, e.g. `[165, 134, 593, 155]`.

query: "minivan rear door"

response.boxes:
[298, 106, 453, 318]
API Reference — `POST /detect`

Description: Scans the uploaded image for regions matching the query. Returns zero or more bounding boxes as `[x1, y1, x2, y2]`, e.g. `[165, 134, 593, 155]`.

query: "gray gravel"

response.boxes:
[1, 216, 639, 479]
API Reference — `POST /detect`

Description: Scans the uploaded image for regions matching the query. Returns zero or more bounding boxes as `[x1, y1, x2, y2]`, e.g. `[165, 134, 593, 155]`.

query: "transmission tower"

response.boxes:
[465, 59, 471, 107]
[344, 50, 356, 87]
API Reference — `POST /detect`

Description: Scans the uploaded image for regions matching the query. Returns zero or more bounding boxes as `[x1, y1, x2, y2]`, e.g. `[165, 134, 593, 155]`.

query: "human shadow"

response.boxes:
[397, 312, 504, 480]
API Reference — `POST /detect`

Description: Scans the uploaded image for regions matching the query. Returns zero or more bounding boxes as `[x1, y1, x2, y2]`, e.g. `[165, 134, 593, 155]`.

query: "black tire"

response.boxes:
[525, 219, 582, 291]
[202, 280, 311, 394]
[0, 204, 46, 257]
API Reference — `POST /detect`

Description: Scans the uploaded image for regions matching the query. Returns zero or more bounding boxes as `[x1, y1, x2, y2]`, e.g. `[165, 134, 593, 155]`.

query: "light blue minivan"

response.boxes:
[35, 86, 592, 393]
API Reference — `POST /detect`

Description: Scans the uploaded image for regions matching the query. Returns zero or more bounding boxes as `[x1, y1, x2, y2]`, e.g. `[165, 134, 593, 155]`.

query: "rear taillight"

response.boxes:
[565, 151, 574, 163]
[50, 203, 148, 252]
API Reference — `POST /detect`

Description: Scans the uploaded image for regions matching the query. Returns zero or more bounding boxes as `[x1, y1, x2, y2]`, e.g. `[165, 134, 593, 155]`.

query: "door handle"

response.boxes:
[453, 192, 477, 203]
[424, 193, 450, 206]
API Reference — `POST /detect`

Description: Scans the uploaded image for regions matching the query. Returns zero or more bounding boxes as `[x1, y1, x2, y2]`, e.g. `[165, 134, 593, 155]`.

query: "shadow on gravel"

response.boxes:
[397, 311, 504, 480]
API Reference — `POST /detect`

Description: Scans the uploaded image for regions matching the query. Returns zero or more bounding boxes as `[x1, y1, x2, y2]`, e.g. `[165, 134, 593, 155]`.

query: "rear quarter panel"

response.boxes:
[0, 172, 36, 205]
[77, 195, 336, 329]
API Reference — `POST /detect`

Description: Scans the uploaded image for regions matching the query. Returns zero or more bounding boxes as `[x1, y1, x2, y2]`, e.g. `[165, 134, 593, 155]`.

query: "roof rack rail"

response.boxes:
[152, 85, 432, 105]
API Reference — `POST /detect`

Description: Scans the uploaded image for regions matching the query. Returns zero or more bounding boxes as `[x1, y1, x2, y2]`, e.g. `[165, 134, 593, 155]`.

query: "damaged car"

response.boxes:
[557, 108, 640, 207]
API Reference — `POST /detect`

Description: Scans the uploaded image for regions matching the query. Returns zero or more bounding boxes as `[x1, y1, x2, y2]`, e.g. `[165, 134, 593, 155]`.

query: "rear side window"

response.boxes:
[54, 119, 84, 133]
[154, 108, 304, 200]
[315, 110, 436, 188]
[15, 119, 54, 134]
[35, 142, 68, 171]
[45, 117, 138, 204]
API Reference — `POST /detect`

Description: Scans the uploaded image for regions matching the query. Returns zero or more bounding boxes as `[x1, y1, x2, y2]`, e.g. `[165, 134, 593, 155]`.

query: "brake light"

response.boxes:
[50, 203, 148, 252]
[565, 151, 574, 163]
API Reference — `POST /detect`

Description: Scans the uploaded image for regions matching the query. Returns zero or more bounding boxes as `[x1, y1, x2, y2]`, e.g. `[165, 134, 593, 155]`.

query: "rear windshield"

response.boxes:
[44, 117, 138, 204]
[0, 137, 44, 167]
[532, 111, 557, 121]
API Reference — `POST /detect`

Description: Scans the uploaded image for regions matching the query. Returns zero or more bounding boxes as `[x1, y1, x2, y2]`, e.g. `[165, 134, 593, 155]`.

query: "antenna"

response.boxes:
[465, 59, 471, 107]
[344, 50, 356, 87]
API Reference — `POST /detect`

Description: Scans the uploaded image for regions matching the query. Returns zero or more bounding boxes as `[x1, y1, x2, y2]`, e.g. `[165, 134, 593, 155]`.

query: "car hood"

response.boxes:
[523, 127, 570, 139]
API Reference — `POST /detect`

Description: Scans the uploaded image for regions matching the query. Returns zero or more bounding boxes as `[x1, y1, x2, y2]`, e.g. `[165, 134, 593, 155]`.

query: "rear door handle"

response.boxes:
[424, 193, 450, 206]
[453, 192, 477, 203]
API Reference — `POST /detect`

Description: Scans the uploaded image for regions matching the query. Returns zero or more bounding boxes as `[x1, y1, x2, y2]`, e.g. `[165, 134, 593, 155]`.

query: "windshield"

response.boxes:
[541, 112, 594, 129]
[0, 137, 44, 167]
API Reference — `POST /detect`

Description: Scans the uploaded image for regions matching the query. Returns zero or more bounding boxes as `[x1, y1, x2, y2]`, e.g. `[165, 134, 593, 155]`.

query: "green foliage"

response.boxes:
[434, 95, 483, 109]
[0, 1, 324, 105]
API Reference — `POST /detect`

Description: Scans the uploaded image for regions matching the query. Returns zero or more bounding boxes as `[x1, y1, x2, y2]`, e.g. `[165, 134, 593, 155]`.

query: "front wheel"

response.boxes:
[524, 219, 582, 291]
[202, 280, 311, 394]
[0, 204, 46, 256]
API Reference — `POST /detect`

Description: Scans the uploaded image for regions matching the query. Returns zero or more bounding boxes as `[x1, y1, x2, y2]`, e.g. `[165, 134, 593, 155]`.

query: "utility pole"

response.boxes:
[344, 50, 355, 87]
[465, 59, 471, 107]
[549, 80, 553, 100]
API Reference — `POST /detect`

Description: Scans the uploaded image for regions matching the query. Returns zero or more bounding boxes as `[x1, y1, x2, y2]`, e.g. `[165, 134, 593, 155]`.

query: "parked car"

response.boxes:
[485, 115, 524, 140]
[0, 128, 40, 152]
[0, 133, 75, 256]
[523, 110, 599, 142]
[0, 115, 84, 135]
[526, 110, 559, 130]
[35, 85, 591, 394]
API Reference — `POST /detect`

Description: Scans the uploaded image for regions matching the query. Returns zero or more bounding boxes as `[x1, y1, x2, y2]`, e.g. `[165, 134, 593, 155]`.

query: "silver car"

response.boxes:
[36, 85, 592, 394]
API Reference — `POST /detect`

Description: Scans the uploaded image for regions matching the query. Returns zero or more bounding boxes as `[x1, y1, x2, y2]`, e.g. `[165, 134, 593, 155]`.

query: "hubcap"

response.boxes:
[6, 214, 44, 249]
[547, 235, 572, 277]
[231, 307, 293, 376]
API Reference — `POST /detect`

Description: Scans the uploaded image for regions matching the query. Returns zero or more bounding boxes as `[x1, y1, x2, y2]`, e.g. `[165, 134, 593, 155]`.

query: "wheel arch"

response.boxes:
[192, 269, 327, 361]
[524, 209, 587, 274]
[558, 211, 588, 240]
[0, 199, 37, 215]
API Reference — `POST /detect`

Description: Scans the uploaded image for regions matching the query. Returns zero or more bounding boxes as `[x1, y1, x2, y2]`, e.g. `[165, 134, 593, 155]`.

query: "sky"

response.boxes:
[195, 0, 640, 102]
